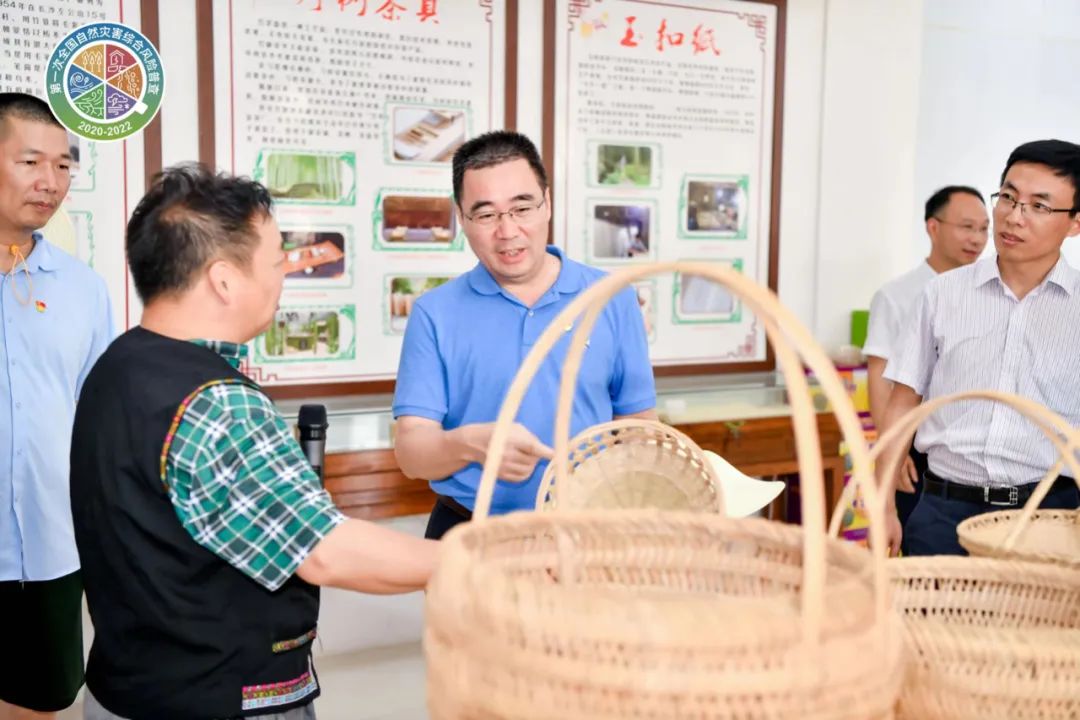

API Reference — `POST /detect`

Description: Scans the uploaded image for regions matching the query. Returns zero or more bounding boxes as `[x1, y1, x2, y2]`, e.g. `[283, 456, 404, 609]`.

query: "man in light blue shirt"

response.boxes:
[0, 93, 113, 717]
[393, 131, 656, 539]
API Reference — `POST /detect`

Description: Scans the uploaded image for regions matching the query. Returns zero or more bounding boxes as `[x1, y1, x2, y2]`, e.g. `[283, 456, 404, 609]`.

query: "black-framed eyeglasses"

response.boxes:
[465, 198, 546, 226]
[931, 217, 989, 235]
[991, 191, 1076, 218]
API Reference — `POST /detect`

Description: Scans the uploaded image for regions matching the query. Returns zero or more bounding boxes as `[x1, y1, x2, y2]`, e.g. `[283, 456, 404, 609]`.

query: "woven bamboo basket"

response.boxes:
[535, 419, 724, 513]
[425, 262, 904, 719]
[833, 390, 1080, 720]
[957, 461, 1080, 568]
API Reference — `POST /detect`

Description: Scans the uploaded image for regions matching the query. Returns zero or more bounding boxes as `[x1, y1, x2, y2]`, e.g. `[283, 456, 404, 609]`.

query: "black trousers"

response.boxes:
[424, 496, 472, 539]
[0, 570, 84, 711]
[895, 446, 928, 555]
[904, 481, 1080, 556]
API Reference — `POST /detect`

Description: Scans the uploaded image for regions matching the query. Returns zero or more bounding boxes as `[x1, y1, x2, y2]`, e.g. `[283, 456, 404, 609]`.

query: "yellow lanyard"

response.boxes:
[6, 244, 33, 305]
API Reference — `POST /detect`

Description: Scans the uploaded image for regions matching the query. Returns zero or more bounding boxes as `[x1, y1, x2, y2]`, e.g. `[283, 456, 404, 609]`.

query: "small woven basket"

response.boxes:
[957, 461, 1080, 568]
[836, 390, 1080, 720]
[536, 419, 724, 513]
[425, 262, 903, 719]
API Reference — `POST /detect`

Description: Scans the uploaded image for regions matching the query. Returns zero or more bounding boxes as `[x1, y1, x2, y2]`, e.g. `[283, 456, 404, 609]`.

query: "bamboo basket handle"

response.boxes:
[554, 263, 844, 646]
[533, 418, 727, 516]
[828, 391, 1080, 547]
[469, 261, 883, 648]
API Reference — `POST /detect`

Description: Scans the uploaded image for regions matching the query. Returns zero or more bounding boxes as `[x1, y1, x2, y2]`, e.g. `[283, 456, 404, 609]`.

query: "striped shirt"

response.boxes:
[885, 255, 1080, 487]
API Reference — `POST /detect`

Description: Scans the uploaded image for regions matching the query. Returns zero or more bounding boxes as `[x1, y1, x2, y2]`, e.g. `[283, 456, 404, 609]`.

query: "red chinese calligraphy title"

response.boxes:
[296, 0, 439, 23]
[620, 16, 721, 55]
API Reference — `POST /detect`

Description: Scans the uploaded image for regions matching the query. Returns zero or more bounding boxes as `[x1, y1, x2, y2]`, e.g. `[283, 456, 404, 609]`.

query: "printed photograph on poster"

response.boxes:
[589, 141, 660, 188]
[680, 175, 750, 239]
[254, 150, 356, 205]
[672, 260, 743, 324]
[634, 280, 658, 344]
[372, 191, 463, 250]
[391, 106, 466, 163]
[281, 229, 348, 284]
[385, 275, 454, 335]
[589, 201, 655, 262]
[257, 305, 356, 363]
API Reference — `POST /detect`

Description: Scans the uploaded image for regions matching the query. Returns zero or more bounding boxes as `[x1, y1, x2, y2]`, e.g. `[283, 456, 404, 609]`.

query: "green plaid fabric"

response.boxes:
[165, 340, 345, 591]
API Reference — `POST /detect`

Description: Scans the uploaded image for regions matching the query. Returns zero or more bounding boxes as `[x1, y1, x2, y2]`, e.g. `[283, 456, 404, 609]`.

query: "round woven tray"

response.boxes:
[426, 262, 901, 719]
[536, 419, 723, 514]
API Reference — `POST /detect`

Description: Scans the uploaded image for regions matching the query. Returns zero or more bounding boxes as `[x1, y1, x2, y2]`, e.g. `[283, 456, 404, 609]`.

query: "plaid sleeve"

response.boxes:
[165, 382, 346, 591]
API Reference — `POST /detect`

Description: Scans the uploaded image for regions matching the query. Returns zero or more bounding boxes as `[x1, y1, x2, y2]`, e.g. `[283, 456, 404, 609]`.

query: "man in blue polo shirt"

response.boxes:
[0, 93, 113, 718]
[393, 131, 656, 539]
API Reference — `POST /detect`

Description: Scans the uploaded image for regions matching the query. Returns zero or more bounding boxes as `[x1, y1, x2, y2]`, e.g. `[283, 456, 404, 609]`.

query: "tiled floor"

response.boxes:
[314, 642, 428, 720]
[58, 642, 429, 720]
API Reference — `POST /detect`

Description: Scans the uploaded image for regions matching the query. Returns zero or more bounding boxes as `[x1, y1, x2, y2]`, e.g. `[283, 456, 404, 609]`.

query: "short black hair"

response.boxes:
[451, 131, 548, 206]
[0, 92, 64, 136]
[127, 164, 274, 304]
[1000, 139, 1080, 214]
[924, 185, 985, 221]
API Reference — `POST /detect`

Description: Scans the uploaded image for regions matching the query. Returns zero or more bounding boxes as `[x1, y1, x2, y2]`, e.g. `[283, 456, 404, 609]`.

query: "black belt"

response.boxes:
[923, 471, 1074, 508]
[437, 495, 473, 519]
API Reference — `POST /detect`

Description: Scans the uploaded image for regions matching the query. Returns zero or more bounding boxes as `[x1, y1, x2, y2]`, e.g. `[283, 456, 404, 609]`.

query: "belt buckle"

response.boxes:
[985, 486, 1019, 507]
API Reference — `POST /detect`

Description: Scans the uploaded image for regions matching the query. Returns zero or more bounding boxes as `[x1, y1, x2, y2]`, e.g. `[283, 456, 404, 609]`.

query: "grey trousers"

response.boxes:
[84, 689, 318, 720]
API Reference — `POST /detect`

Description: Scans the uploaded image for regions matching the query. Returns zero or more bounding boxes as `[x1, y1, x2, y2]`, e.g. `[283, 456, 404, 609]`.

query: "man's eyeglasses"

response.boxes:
[465, 198, 546, 226]
[932, 217, 989, 235]
[991, 191, 1076, 218]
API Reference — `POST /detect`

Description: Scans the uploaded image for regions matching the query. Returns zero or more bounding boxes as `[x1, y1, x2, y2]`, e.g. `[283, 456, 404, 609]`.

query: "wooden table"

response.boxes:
[324, 412, 846, 525]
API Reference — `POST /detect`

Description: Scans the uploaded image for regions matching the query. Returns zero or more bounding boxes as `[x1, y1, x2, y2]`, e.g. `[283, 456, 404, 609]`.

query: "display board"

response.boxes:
[548, 0, 784, 373]
[1, 0, 152, 331]
[212, 0, 514, 388]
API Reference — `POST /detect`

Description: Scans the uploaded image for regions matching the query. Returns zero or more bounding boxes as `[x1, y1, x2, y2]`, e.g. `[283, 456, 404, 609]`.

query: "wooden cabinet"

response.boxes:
[324, 412, 846, 524]
[324, 450, 430, 521]
[673, 413, 846, 523]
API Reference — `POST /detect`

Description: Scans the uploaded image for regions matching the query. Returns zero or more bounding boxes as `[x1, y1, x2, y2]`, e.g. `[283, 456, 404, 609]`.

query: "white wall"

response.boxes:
[774, 0, 828, 337]
[156, 0, 201, 167]
[913, 0, 1080, 268]
[811, 0, 926, 351]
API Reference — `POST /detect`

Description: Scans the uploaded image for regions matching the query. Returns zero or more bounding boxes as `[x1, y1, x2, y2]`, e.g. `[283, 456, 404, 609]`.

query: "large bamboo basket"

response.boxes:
[835, 390, 1080, 719]
[425, 262, 903, 719]
[957, 461, 1080, 568]
[535, 419, 724, 513]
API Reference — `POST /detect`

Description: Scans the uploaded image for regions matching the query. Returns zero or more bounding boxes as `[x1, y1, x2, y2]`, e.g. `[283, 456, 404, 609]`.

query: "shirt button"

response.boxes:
[15, 402, 21, 409]
[528, 310, 534, 317]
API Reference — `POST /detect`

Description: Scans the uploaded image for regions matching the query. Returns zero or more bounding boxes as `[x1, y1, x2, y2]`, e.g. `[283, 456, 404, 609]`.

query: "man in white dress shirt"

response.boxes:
[864, 186, 988, 547]
[880, 139, 1080, 556]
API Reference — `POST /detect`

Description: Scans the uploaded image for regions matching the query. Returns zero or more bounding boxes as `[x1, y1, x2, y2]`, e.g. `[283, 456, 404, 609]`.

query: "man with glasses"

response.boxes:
[864, 186, 988, 547]
[393, 131, 657, 539]
[879, 139, 1080, 556]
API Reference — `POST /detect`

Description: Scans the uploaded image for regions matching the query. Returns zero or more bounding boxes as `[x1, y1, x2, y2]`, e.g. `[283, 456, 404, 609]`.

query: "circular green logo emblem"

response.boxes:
[44, 22, 164, 142]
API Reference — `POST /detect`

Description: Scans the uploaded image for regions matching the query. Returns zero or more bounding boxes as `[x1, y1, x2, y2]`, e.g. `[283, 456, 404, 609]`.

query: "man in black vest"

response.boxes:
[70, 165, 437, 720]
